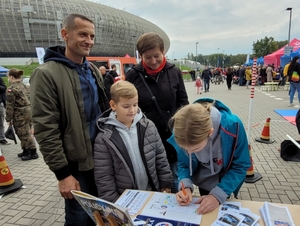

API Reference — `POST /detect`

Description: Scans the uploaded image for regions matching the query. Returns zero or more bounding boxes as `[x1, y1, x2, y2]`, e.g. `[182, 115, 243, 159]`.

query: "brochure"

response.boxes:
[71, 190, 134, 226]
[259, 202, 295, 226]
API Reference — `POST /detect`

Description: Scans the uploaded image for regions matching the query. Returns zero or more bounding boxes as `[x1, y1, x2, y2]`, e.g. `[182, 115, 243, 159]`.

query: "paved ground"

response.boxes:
[1, 80, 300, 225]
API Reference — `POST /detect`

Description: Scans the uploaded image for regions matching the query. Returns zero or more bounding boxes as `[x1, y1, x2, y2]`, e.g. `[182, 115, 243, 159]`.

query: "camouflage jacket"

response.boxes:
[6, 81, 31, 123]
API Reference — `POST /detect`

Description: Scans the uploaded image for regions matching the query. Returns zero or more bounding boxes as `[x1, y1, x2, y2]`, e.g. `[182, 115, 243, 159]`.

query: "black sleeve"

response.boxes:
[296, 108, 300, 134]
[104, 74, 114, 100]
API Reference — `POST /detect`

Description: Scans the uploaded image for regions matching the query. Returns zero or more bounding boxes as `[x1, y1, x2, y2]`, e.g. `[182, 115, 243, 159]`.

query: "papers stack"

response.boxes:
[259, 202, 295, 226]
[211, 201, 260, 226]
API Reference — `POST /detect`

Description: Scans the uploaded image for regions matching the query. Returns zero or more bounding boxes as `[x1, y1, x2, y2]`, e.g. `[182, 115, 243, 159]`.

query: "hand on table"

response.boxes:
[160, 188, 171, 193]
[195, 194, 219, 214]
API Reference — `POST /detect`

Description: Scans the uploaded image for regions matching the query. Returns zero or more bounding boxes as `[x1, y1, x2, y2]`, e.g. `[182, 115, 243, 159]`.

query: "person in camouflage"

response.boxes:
[6, 68, 38, 161]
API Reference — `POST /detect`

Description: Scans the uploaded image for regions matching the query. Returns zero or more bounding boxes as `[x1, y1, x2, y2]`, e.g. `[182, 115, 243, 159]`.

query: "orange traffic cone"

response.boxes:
[255, 118, 275, 144]
[245, 144, 262, 183]
[0, 149, 23, 196]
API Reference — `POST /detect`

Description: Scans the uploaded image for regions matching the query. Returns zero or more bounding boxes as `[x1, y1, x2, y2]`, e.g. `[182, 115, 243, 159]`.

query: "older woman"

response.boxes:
[126, 32, 189, 193]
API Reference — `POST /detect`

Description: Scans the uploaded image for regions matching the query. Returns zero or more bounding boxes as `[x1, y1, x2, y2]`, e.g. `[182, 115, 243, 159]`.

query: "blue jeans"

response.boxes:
[289, 82, 300, 104]
[170, 161, 178, 193]
[64, 168, 97, 226]
[203, 79, 210, 91]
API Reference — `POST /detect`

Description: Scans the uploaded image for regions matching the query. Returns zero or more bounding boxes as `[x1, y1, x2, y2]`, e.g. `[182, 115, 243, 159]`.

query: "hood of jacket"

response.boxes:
[97, 107, 143, 130]
[44, 45, 90, 70]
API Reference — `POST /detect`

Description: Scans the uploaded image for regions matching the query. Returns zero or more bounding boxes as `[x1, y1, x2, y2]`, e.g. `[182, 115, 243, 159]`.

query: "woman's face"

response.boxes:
[141, 48, 164, 70]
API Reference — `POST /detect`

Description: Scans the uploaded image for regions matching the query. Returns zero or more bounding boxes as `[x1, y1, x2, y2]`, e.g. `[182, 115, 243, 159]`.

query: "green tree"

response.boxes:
[275, 40, 288, 49]
[252, 37, 278, 57]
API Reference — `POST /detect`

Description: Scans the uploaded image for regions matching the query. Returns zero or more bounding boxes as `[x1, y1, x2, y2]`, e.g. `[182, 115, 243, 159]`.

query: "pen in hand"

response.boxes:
[180, 182, 189, 204]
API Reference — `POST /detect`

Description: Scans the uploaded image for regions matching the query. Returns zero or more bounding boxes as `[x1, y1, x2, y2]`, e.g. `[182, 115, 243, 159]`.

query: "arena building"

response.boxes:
[0, 0, 170, 57]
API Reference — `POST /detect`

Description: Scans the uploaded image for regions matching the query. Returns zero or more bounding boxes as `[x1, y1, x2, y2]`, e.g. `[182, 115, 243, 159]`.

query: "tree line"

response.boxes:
[186, 36, 288, 67]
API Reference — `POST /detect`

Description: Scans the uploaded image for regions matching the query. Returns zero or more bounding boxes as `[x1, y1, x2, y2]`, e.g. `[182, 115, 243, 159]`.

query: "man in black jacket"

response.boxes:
[0, 77, 10, 145]
[201, 67, 212, 92]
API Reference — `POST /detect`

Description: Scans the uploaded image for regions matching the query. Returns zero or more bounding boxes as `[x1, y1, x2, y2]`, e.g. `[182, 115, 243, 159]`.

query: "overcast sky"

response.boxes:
[92, 0, 300, 59]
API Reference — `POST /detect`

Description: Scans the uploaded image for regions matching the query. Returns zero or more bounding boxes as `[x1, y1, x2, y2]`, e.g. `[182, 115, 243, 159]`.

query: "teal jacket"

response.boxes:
[168, 98, 251, 202]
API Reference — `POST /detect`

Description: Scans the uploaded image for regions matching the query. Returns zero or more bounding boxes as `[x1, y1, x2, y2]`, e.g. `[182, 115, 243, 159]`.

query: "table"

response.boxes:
[261, 81, 279, 91]
[118, 190, 300, 225]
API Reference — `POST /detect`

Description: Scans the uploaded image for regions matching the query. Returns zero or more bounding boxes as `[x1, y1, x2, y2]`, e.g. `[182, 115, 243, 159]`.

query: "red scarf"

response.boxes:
[142, 57, 167, 76]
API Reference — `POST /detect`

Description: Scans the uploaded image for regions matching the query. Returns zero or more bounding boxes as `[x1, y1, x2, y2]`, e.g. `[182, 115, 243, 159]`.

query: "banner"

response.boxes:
[35, 47, 45, 65]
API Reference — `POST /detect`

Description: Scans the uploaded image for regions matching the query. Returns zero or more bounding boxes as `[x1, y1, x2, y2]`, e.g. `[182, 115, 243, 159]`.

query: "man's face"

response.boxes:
[61, 17, 95, 64]
[100, 67, 106, 75]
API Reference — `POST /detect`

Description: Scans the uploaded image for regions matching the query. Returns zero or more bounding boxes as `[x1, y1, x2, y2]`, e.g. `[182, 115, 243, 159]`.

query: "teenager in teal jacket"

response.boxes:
[168, 98, 250, 215]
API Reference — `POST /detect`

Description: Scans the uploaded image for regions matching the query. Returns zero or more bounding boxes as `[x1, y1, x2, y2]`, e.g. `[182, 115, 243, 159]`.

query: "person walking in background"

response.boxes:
[0, 76, 10, 145]
[287, 56, 300, 107]
[6, 68, 38, 160]
[238, 66, 245, 86]
[195, 76, 202, 94]
[259, 65, 267, 85]
[245, 66, 252, 88]
[201, 66, 212, 92]
[30, 14, 109, 226]
[266, 64, 273, 82]
[225, 67, 233, 90]
[126, 32, 189, 193]
[283, 61, 291, 86]
[168, 98, 250, 215]
[94, 81, 172, 202]
[100, 65, 113, 100]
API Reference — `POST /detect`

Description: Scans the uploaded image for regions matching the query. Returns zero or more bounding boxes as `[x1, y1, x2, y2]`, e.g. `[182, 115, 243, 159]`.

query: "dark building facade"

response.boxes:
[0, 0, 170, 57]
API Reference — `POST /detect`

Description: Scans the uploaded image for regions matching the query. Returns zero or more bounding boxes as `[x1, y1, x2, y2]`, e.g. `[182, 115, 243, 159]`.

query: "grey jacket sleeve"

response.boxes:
[93, 134, 120, 202]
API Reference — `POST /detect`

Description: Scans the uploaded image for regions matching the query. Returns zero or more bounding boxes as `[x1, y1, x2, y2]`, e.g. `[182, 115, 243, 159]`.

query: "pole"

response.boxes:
[245, 58, 262, 183]
[196, 42, 199, 70]
[288, 8, 292, 45]
[132, 35, 136, 58]
[217, 48, 220, 67]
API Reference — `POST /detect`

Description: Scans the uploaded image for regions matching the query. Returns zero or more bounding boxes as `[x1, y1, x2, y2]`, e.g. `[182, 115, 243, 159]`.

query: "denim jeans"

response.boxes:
[170, 161, 178, 193]
[203, 79, 210, 91]
[289, 82, 300, 104]
[64, 168, 97, 226]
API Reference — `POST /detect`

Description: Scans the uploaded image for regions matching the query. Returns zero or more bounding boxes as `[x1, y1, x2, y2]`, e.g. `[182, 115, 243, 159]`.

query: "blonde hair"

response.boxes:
[8, 68, 24, 79]
[171, 102, 213, 147]
[110, 81, 137, 103]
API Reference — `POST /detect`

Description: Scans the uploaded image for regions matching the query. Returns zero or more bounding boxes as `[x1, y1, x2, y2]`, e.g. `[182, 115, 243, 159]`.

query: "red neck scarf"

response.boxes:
[142, 57, 167, 76]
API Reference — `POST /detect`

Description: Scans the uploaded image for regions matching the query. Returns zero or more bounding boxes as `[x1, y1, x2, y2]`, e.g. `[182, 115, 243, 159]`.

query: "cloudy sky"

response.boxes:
[92, 0, 300, 59]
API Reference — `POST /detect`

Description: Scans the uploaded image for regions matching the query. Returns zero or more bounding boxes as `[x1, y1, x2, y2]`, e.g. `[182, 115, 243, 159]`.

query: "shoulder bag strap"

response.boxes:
[138, 72, 166, 124]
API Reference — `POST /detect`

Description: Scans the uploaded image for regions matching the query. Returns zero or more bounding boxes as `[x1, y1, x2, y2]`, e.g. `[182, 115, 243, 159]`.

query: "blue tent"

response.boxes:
[257, 56, 264, 65]
[0, 66, 8, 77]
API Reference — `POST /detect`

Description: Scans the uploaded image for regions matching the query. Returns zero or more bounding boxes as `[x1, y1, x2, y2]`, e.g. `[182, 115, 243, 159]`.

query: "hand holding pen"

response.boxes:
[176, 182, 192, 205]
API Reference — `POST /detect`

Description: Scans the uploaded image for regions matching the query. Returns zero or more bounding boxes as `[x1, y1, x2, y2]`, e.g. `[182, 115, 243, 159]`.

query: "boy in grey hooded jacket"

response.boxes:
[93, 81, 172, 202]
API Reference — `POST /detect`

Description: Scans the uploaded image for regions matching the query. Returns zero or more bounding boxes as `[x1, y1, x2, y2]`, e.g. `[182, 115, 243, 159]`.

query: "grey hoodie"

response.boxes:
[103, 108, 151, 190]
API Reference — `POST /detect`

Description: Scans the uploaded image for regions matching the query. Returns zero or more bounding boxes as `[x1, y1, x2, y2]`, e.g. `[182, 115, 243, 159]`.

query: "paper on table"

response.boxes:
[115, 190, 151, 215]
[140, 192, 202, 225]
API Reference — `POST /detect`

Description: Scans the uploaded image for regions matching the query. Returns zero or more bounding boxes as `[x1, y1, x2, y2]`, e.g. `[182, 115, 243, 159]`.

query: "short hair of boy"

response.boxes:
[110, 81, 138, 103]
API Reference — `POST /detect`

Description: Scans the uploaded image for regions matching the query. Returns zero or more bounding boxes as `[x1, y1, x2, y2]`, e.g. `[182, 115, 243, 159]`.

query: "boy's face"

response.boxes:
[110, 96, 139, 127]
